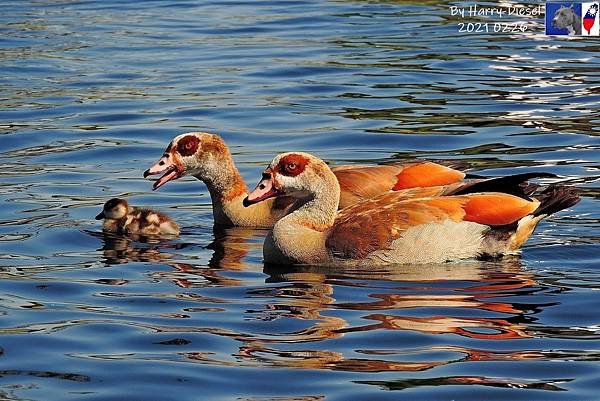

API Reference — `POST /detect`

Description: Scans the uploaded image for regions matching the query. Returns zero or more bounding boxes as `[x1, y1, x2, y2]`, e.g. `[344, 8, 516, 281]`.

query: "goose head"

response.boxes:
[96, 198, 129, 220]
[243, 152, 338, 207]
[143, 132, 229, 190]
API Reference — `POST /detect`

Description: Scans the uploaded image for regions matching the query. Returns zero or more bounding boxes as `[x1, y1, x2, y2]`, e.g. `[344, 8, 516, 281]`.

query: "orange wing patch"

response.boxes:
[462, 194, 539, 226]
[423, 197, 467, 220]
[333, 165, 402, 209]
[392, 162, 466, 191]
[333, 163, 466, 209]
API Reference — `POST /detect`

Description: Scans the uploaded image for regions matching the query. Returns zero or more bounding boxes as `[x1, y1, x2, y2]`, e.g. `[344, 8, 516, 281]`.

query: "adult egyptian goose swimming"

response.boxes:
[143, 132, 467, 227]
[243, 152, 580, 266]
[96, 198, 180, 236]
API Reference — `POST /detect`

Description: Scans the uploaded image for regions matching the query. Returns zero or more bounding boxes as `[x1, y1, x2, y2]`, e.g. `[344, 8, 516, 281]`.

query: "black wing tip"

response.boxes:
[534, 185, 581, 217]
[452, 172, 561, 199]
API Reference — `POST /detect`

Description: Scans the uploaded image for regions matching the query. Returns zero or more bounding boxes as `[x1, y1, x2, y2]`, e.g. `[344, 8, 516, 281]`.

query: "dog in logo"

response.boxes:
[552, 4, 582, 35]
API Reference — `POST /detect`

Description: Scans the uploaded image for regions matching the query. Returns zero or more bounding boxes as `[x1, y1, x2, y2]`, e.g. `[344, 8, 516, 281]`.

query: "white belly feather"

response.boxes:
[363, 220, 488, 265]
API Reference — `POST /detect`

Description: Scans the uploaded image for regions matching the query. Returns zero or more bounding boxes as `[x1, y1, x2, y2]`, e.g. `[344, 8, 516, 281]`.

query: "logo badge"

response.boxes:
[546, 2, 600, 35]
[582, 2, 599, 35]
[546, 3, 583, 35]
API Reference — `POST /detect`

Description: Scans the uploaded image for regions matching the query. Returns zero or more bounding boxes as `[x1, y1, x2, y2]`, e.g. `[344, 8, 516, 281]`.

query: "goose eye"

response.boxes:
[278, 154, 308, 176]
[177, 135, 200, 156]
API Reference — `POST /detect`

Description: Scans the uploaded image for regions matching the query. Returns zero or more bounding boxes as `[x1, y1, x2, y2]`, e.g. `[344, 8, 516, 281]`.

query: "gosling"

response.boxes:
[95, 198, 180, 236]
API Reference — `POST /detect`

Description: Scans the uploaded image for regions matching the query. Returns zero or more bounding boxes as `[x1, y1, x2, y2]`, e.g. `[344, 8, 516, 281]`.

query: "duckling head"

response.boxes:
[96, 198, 129, 220]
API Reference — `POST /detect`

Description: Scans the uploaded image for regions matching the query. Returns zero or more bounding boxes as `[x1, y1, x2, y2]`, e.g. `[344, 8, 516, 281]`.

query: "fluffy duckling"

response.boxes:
[95, 198, 180, 236]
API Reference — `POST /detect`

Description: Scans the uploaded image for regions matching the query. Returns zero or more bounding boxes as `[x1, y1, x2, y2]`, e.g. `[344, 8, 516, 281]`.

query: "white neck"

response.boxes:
[194, 148, 246, 195]
[190, 150, 248, 225]
[192, 153, 291, 227]
[266, 169, 340, 264]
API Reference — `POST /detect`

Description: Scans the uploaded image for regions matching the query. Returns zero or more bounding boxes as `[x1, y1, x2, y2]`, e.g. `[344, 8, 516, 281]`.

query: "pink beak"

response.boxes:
[143, 154, 183, 190]
[243, 172, 280, 207]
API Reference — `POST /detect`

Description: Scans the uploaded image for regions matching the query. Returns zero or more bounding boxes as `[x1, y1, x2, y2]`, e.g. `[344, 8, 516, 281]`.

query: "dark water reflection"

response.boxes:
[1, 0, 600, 400]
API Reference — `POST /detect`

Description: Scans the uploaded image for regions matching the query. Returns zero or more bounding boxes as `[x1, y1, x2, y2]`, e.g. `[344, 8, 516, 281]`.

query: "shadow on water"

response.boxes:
[0, 203, 597, 399]
[78, 227, 598, 393]
[356, 375, 573, 392]
[90, 225, 266, 285]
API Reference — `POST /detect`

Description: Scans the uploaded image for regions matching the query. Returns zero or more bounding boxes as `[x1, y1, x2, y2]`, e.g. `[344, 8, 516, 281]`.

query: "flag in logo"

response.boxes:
[582, 2, 600, 35]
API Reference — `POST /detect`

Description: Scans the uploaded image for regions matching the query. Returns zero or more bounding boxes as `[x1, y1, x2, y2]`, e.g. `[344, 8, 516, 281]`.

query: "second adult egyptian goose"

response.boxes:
[243, 152, 580, 266]
[143, 132, 466, 228]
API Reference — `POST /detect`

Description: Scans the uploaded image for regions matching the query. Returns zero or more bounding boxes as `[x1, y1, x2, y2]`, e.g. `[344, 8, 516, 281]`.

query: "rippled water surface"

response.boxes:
[1, 1, 600, 400]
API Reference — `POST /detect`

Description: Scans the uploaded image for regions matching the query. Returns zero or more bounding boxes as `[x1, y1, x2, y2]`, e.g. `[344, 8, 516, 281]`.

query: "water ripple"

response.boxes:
[0, 1, 599, 400]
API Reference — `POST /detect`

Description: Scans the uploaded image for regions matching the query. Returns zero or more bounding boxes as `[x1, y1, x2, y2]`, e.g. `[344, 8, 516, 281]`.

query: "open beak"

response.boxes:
[143, 155, 183, 190]
[95, 211, 105, 220]
[243, 172, 281, 207]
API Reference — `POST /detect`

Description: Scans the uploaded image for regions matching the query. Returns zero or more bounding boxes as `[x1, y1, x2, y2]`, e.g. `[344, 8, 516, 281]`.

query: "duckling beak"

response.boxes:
[144, 155, 183, 190]
[243, 172, 280, 207]
[95, 211, 105, 220]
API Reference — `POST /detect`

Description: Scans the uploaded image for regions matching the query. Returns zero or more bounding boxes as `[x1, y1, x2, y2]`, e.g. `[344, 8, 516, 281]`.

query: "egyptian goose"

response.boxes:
[143, 132, 466, 227]
[243, 152, 580, 266]
[95, 198, 180, 236]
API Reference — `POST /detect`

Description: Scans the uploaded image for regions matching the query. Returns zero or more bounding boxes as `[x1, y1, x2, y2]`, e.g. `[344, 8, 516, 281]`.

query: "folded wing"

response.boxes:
[333, 162, 466, 209]
[326, 192, 540, 260]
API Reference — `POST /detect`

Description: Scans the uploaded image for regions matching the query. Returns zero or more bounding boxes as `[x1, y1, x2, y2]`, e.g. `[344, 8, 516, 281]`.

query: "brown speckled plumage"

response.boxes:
[96, 198, 180, 237]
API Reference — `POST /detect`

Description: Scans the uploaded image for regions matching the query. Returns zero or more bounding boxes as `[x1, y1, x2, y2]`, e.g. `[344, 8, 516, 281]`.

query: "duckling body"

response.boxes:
[96, 198, 180, 236]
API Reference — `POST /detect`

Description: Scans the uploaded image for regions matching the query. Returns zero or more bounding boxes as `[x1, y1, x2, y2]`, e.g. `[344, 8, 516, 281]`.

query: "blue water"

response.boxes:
[1, 1, 599, 400]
